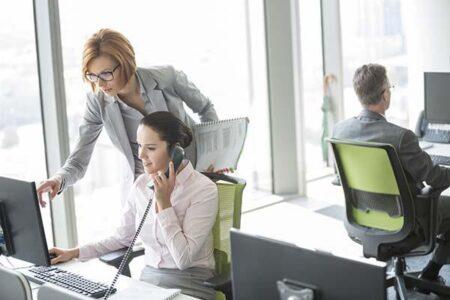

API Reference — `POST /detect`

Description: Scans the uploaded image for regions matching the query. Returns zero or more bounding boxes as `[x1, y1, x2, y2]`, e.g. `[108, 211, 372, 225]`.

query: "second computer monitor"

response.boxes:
[424, 72, 450, 124]
[0, 176, 51, 266]
[230, 229, 387, 300]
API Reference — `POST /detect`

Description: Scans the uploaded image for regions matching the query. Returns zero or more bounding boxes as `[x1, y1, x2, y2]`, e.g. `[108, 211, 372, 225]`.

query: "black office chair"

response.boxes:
[329, 138, 450, 299]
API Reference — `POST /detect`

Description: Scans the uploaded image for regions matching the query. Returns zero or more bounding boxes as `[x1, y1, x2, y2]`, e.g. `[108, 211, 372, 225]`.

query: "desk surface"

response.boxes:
[59, 259, 197, 300]
[422, 141, 450, 196]
[423, 141, 450, 157]
[4, 257, 198, 300]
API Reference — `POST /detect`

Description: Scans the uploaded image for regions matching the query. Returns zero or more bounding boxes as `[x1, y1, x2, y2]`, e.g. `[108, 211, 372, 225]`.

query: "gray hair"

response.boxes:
[352, 64, 388, 106]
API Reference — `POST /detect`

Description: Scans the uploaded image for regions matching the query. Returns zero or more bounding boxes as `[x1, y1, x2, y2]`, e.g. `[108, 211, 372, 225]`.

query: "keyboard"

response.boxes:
[27, 266, 116, 298]
[423, 128, 450, 143]
[430, 154, 450, 166]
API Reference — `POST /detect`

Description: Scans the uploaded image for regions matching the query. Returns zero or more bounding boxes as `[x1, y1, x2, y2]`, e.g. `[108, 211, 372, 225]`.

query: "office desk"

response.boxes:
[423, 142, 450, 157]
[422, 142, 450, 197]
[9, 257, 198, 299]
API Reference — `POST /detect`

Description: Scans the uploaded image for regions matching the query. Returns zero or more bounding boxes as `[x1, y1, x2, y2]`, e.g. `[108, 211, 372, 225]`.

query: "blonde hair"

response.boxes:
[82, 29, 136, 92]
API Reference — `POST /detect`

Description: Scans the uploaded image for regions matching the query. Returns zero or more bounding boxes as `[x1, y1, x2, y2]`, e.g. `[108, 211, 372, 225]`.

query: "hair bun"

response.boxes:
[140, 111, 193, 148]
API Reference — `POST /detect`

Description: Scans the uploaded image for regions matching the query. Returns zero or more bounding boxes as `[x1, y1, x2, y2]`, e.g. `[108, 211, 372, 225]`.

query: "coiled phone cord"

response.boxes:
[103, 195, 153, 300]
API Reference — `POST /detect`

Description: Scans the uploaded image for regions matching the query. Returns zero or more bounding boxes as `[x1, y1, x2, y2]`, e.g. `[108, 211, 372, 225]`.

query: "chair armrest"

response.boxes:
[202, 270, 231, 292]
[418, 186, 446, 199]
[201, 172, 246, 185]
[414, 186, 445, 255]
[99, 247, 145, 269]
[331, 175, 341, 186]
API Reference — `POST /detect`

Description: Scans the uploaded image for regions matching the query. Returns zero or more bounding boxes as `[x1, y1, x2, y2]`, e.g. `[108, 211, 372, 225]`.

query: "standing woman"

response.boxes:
[37, 28, 218, 206]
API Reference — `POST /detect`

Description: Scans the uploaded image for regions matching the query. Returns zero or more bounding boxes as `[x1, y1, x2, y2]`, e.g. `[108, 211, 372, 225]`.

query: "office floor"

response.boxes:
[128, 175, 449, 299]
[304, 176, 449, 299]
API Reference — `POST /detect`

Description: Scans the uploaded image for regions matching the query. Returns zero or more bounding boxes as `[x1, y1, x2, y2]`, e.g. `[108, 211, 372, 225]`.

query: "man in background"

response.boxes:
[333, 63, 450, 284]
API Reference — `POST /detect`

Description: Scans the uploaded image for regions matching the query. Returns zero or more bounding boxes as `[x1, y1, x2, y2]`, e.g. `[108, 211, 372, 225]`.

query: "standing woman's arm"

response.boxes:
[171, 66, 218, 123]
[54, 93, 104, 192]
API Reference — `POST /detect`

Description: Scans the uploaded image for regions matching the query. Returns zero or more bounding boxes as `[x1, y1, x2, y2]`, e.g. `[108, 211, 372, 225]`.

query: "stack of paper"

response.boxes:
[194, 117, 249, 171]
[110, 280, 181, 300]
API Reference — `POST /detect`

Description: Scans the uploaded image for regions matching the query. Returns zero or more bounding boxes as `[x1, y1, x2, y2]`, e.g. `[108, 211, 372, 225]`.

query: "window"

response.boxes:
[298, 0, 334, 181]
[0, 2, 52, 245]
[59, 0, 271, 243]
[340, 0, 408, 126]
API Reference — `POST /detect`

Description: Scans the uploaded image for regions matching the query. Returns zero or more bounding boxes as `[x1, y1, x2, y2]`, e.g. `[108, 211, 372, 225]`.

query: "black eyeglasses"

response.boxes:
[85, 64, 120, 83]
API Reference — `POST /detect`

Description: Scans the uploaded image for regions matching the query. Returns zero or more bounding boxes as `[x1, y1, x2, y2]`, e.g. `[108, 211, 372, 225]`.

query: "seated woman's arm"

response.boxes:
[49, 187, 138, 264]
[78, 197, 137, 261]
[157, 183, 219, 270]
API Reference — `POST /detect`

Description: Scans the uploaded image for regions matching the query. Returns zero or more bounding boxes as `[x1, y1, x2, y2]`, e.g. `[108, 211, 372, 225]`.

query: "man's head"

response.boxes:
[353, 64, 392, 112]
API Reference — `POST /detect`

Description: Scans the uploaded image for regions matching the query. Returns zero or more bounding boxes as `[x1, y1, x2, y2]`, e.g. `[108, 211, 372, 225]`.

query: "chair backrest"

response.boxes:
[328, 139, 424, 259]
[0, 265, 32, 300]
[37, 283, 91, 300]
[202, 173, 246, 274]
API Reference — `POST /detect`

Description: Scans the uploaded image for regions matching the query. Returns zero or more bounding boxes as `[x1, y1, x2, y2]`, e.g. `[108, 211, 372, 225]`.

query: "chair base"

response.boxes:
[387, 258, 450, 299]
[202, 271, 232, 300]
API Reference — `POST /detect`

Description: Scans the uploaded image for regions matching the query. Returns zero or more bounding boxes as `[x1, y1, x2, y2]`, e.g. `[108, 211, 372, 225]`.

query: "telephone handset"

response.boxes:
[103, 144, 185, 299]
[148, 144, 185, 190]
[166, 144, 185, 177]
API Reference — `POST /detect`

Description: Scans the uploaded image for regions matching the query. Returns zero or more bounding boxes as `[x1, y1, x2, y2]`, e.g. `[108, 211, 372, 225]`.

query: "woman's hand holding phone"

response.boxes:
[151, 161, 176, 211]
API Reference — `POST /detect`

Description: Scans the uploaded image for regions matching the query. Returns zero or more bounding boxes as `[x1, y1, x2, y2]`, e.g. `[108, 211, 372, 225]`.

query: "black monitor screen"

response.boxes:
[424, 72, 450, 124]
[231, 230, 387, 300]
[0, 176, 50, 266]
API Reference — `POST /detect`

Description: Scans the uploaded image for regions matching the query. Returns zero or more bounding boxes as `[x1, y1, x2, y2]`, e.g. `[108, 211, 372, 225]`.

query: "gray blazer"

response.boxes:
[333, 109, 450, 190]
[55, 66, 218, 192]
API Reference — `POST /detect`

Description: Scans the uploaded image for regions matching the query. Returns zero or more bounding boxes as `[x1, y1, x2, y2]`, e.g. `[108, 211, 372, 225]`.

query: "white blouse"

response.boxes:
[79, 161, 218, 270]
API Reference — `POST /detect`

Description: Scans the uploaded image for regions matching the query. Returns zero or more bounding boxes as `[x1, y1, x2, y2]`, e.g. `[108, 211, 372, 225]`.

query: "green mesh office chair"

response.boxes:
[99, 172, 246, 300]
[329, 138, 450, 299]
[201, 172, 246, 300]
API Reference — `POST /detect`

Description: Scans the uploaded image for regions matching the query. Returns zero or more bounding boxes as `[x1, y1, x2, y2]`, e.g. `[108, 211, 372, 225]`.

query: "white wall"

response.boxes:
[405, 0, 450, 128]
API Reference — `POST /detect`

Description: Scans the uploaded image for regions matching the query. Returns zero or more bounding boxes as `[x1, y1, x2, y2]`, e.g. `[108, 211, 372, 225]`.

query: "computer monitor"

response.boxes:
[230, 229, 387, 300]
[424, 72, 450, 124]
[0, 176, 51, 266]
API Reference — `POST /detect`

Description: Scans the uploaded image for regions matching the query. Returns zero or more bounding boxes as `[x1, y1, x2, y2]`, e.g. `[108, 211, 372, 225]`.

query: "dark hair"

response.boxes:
[139, 111, 193, 148]
[353, 64, 388, 106]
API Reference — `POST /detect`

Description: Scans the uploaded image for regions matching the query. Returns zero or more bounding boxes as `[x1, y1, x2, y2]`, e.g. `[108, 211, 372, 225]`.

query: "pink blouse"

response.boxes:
[79, 161, 218, 270]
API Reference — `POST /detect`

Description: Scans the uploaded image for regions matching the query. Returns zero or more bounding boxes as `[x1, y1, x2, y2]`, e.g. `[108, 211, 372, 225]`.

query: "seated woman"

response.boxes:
[50, 111, 219, 300]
